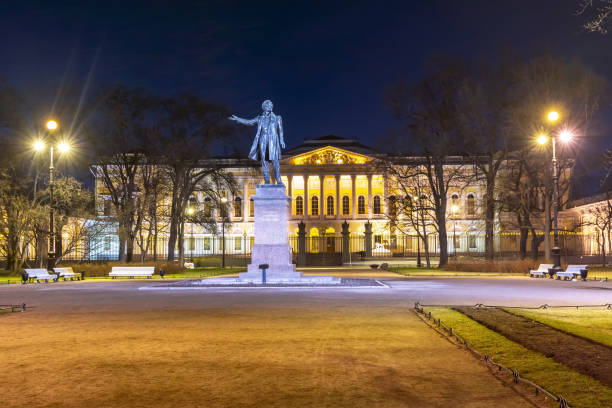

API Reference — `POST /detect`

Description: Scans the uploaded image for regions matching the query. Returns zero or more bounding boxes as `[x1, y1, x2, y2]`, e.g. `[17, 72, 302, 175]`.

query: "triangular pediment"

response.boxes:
[285, 146, 372, 165]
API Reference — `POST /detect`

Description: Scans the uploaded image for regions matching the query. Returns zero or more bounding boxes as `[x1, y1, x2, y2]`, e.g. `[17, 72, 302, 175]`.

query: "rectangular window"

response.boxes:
[295, 196, 303, 215]
[203, 237, 211, 251]
[104, 236, 111, 251]
[468, 235, 477, 249]
[374, 235, 382, 244]
[342, 196, 350, 215]
[235, 236, 242, 251]
[249, 198, 254, 217]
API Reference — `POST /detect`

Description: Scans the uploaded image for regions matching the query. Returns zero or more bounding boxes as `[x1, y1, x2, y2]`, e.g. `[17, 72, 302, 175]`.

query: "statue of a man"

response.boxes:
[229, 100, 286, 185]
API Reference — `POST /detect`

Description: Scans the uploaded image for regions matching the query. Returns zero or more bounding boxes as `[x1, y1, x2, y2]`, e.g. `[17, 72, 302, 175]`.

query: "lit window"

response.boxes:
[203, 237, 211, 251]
[388, 195, 397, 216]
[234, 197, 242, 218]
[467, 194, 475, 216]
[311, 196, 319, 216]
[373, 196, 381, 214]
[249, 198, 254, 217]
[326, 196, 334, 215]
[342, 196, 350, 215]
[357, 196, 366, 214]
[235, 236, 242, 251]
[295, 196, 304, 215]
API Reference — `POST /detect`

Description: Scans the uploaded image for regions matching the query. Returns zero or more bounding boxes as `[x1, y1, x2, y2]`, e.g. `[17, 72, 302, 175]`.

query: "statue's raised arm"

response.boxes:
[228, 99, 285, 185]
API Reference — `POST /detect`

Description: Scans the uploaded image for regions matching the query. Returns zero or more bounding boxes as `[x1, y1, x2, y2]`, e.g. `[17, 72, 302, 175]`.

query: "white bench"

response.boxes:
[109, 266, 155, 279]
[53, 267, 79, 281]
[529, 264, 553, 278]
[24, 268, 57, 283]
[556, 264, 587, 281]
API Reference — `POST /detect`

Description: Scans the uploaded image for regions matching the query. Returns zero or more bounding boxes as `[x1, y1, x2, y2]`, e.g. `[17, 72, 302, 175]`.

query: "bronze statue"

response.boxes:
[229, 100, 285, 184]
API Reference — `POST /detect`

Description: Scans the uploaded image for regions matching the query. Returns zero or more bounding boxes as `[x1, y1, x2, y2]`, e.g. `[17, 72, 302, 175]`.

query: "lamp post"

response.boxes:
[186, 207, 194, 262]
[538, 111, 572, 269]
[415, 197, 422, 268]
[34, 120, 70, 270]
[221, 197, 228, 268]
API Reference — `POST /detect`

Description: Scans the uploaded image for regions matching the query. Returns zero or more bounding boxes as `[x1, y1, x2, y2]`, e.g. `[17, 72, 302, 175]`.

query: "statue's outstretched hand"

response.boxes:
[229, 115, 238, 121]
[281, 142, 286, 149]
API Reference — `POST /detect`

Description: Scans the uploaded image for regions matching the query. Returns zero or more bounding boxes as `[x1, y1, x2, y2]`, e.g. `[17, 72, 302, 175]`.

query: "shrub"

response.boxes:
[443, 259, 536, 274]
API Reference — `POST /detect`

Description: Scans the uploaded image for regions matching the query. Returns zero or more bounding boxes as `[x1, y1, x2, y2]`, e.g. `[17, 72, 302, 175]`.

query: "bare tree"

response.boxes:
[577, 0, 612, 33]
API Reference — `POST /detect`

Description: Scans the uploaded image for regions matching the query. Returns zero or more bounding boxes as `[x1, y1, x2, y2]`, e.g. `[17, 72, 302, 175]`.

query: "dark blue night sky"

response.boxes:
[1, 0, 610, 151]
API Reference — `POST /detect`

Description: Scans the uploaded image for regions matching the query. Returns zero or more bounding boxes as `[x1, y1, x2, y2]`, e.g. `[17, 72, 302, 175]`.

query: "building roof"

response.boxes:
[284, 135, 380, 156]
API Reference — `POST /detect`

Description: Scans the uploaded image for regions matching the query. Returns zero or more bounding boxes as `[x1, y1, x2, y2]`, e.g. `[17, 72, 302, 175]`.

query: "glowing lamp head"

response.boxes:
[46, 120, 58, 131]
[537, 134, 548, 145]
[186, 207, 195, 215]
[451, 204, 459, 214]
[547, 111, 559, 122]
[221, 197, 228, 204]
[57, 141, 70, 153]
[559, 130, 573, 143]
[33, 140, 45, 151]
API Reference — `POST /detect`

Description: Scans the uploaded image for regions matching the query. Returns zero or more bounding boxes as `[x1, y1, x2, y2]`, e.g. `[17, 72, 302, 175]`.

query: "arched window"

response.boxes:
[295, 196, 303, 215]
[311, 196, 319, 216]
[373, 196, 381, 214]
[467, 194, 476, 216]
[203, 197, 212, 217]
[249, 198, 254, 217]
[342, 196, 350, 215]
[326, 196, 334, 215]
[357, 195, 366, 214]
[450, 193, 459, 216]
[233, 197, 242, 217]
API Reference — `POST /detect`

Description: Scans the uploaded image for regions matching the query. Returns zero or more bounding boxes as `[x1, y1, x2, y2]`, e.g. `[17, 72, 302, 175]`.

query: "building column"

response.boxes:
[382, 173, 388, 216]
[304, 175, 309, 217]
[351, 174, 356, 218]
[335, 174, 340, 219]
[319, 174, 324, 219]
[367, 174, 373, 218]
[288, 174, 293, 217]
[243, 179, 249, 220]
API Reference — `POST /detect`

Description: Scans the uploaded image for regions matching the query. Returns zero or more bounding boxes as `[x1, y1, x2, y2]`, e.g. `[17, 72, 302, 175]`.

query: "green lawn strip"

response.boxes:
[423, 306, 612, 408]
[506, 308, 612, 348]
[582, 268, 612, 280]
[391, 267, 524, 277]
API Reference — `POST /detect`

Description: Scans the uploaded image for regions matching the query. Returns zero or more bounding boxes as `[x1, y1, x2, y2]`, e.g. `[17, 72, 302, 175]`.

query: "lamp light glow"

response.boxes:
[57, 141, 70, 153]
[537, 134, 548, 145]
[559, 130, 573, 143]
[46, 120, 58, 131]
[186, 207, 195, 215]
[33, 140, 45, 151]
[451, 204, 459, 214]
[547, 111, 559, 122]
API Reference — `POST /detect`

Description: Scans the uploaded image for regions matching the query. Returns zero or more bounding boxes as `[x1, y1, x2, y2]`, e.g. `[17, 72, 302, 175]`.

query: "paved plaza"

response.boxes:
[1, 274, 610, 407]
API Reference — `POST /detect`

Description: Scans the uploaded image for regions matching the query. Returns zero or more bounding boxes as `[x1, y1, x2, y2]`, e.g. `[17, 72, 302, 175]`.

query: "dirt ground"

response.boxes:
[0, 283, 539, 408]
[454, 307, 612, 387]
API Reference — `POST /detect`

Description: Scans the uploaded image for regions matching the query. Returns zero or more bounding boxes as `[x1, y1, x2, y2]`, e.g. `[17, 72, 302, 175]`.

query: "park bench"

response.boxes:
[24, 268, 57, 283]
[53, 267, 80, 281]
[529, 264, 553, 278]
[556, 264, 588, 281]
[109, 266, 155, 279]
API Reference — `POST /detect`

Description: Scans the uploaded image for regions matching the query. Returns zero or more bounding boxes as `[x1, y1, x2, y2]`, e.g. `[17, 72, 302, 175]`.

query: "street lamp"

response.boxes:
[35, 119, 70, 270]
[539, 111, 573, 269]
[186, 207, 195, 261]
[220, 197, 228, 268]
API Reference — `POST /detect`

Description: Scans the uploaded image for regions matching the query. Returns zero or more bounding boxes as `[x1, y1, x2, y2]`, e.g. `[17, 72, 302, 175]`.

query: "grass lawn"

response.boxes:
[506, 307, 612, 348]
[0, 295, 538, 408]
[423, 306, 612, 408]
[583, 267, 612, 280]
[390, 267, 525, 277]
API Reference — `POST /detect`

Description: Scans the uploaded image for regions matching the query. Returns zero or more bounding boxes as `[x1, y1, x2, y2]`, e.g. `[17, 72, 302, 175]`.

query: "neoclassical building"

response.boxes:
[91, 135, 494, 260]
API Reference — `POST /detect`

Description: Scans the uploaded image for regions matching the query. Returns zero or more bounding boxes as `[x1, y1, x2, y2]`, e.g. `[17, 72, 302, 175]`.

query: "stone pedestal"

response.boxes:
[202, 184, 339, 285]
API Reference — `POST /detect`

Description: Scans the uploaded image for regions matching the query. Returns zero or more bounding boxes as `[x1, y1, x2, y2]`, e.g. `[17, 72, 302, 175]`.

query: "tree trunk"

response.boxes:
[519, 226, 528, 260]
[484, 175, 495, 260]
[178, 220, 185, 265]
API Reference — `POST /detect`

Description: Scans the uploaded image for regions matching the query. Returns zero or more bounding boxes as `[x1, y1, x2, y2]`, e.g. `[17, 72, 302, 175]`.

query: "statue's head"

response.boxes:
[261, 100, 273, 112]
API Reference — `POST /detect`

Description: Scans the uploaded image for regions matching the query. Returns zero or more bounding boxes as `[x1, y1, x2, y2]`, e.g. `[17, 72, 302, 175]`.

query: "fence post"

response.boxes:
[341, 221, 350, 263]
[297, 221, 306, 267]
[364, 221, 373, 258]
